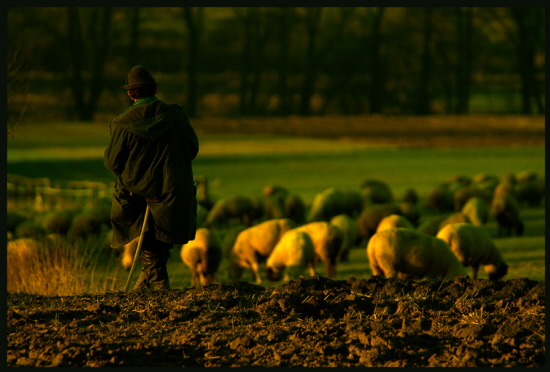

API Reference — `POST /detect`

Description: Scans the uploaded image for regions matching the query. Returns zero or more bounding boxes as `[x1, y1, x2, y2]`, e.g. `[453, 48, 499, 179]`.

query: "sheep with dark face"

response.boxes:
[228, 218, 297, 284]
[366, 227, 468, 279]
[490, 193, 524, 237]
[180, 228, 223, 288]
[265, 229, 316, 282]
[436, 223, 508, 280]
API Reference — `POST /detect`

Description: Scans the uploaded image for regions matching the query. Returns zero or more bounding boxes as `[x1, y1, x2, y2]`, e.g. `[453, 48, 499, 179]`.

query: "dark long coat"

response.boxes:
[104, 96, 199, 247]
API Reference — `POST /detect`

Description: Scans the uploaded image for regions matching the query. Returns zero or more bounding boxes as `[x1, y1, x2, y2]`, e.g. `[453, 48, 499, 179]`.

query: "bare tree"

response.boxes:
[509, 8, 545, 114]
[66, 7, 113, 121]
[183, 7, 204, 118]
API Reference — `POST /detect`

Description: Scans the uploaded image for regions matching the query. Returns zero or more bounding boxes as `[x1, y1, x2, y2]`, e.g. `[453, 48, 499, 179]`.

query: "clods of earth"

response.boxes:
[7, 275, 545, 367]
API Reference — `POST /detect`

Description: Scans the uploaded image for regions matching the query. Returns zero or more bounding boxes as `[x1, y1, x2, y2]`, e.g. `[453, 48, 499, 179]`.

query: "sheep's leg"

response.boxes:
[307, 263, 317, 277]
[472, 265, 479, 280]
[250, 261, 262, 284]
[326, 261, 336, 278]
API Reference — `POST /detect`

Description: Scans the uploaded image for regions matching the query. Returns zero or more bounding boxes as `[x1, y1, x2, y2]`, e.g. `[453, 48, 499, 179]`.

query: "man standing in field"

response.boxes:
[104, 65, 199, 291]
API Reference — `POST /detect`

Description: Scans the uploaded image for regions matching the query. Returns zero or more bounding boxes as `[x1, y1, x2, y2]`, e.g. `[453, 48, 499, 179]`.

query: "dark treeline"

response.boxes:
[7, 7, 546, 122]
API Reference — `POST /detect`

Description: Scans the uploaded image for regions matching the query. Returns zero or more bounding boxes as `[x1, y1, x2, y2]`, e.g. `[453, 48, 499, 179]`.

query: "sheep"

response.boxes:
[284, 193, 306, 225]
[263, 192, 287, 220]
[398, 202, 421, 227]
[417, 212, 471, 236]
[360, 179, 394, 205]
[294, 221, 344, 278]
[42, 209, 78, 235]
[366, 227, 468, 279]
[355, 203, 403, 243]
[426, 184, 454, 213]
[194, 175, 214, 210]
[376, 214, 414, 233]
[228, 218, 297, 284]
[453, 185, 491, 211]
[490, 193, 524, 237]
[67, 210, 104, 240]
[402, 187, 419, 205]
[14, 220, 48, 239]
[436, 223, 508, 280]
[203, 194, 263, 228]
[493, 181, 515, 199]
[514, 178, 544, 207]
[265, 229, 316, 282]
[306, 187, 363, 223]
[329, 214, 357, 262]
[461, 196, 489, 226]
[220, 224, 248, 260]
[180, 228, 223, 288]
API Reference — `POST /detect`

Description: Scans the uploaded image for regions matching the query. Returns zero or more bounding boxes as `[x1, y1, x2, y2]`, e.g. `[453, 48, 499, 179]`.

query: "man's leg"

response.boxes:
[133, 230, 173, 291]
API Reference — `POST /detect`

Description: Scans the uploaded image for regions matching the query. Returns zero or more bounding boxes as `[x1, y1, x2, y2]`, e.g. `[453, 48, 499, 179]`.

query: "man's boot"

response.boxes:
[148, 246, 172, 291]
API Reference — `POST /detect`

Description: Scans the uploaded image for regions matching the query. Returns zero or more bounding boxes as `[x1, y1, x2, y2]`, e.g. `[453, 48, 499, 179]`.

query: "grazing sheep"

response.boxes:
[220, 224, 248, 260]
[453, 186, 491, 211]
[436, 223, 508, 280]
[263, 192, 287, 220]
[42, 209, 78, 235]
[67, 210, 103, 240]
[426, 184, 454, 213]
[398, 202, 421, 227]
[204, 195, 263, 228]
[294, 221, 343, 278]
[360, 179, 394, 205]
[402, 187, 419, 205]
[306, 187, 363, 222]
[330, 214, 357, 262]
[356, 203, 403, 242]
[194, 175, 214, 210]
[284, 193, 306, 225]
[514, 179, 544, 207]
[515, 170, 538, 183]
[265, 229, 316, 282]
[417, 212, 471, 236]
[366, 228, 468, 279]
[376, 214, 414, 233]
[493, 181, 515, 199]
[461, 197, 489, 226]
[445, 174, 472, 188]
[262, 184, 289, 198]
[472, 173, 500, 185]
[196, 204, 209, 228]
[180, 228, 223, 288]
[14, 220, 48, 239]
[490, 193, 524, 237]
[228, 218, 297, 284]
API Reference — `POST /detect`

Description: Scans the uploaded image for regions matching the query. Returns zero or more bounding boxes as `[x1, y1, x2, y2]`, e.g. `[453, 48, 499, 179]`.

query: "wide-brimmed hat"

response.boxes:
[122, 65, 157, 90]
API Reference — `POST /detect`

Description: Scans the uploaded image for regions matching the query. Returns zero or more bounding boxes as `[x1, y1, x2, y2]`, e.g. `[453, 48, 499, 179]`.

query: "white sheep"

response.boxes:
[265, 229, 316, 282]
[366, 227, 468, 279]
[180, 228, 223, 288]
[294, 221, 343, 278]
[228, 218, 297, 284]
[436, 223, 508, 280]
[376, 214, 414, 233]
[329, 214, 357, 262]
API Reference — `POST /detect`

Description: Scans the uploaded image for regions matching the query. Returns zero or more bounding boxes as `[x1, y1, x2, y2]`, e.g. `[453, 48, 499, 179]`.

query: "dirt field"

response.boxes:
[7, 275, 545, 367]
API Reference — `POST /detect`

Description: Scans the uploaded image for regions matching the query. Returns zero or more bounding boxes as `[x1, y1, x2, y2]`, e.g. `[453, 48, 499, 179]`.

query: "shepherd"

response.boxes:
[104, 65, 199, 291]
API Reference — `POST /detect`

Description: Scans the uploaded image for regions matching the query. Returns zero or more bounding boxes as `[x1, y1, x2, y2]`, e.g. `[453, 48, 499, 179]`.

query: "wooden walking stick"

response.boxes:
[124, 204, 151, 292]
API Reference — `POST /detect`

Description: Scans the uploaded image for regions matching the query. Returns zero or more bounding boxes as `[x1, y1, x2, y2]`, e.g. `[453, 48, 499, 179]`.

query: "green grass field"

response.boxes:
[7, 121, 545, 291]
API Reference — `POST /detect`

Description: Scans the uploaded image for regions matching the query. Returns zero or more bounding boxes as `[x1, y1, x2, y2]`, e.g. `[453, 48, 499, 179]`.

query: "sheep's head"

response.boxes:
[488, 262, 508, 280]
[266, 266, 281, 282]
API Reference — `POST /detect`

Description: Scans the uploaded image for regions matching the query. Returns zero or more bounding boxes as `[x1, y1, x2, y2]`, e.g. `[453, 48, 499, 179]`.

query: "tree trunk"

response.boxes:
[183, 7, 203, 118]
[455, 7, 473, 114]
[299, 7, 323, 116]
[368, 7, 385, 114]
[416, 7, 433, 115]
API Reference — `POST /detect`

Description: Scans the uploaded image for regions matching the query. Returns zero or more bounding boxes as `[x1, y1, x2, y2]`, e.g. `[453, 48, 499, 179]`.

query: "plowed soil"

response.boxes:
[7, 275, 545, 367]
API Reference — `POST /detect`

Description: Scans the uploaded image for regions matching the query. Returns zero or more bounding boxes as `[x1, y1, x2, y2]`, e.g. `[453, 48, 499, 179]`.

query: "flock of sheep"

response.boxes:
[167, 169, 543, 287]
[6, 169, 544, 290]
